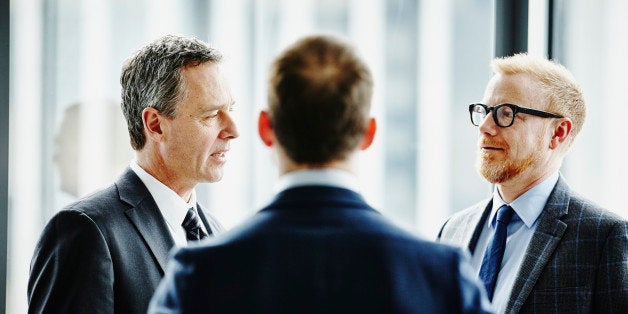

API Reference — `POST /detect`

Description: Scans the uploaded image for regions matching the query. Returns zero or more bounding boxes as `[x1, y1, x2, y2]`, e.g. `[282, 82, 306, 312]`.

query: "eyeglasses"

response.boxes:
[469, 103, 563, 128]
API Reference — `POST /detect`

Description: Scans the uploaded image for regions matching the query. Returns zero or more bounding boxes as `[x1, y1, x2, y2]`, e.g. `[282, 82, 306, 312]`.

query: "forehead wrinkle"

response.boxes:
[181, 66, 234, 116]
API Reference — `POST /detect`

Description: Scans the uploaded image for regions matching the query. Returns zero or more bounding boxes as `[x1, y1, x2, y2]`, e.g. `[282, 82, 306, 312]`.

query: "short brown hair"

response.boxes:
[492, 54, 586, 149]
[120, 35, 223, 150]
[268, 35, 373, 164]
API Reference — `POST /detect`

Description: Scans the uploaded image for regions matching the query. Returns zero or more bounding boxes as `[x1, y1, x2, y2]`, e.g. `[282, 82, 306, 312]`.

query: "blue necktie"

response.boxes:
[182, 207, 209, 242]
[478, 204, 515, 300]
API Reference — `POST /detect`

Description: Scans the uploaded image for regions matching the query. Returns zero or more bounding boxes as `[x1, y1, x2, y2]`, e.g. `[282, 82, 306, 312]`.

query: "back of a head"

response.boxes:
[268, 35, 373, 165]
[120, 35, 223, 150]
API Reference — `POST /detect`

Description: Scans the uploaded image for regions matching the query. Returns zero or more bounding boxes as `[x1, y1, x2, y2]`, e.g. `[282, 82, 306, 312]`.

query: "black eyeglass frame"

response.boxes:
[468, 103, 564, 128]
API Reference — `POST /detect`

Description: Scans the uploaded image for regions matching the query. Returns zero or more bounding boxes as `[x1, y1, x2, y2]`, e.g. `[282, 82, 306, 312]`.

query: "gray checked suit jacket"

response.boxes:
[438, 176, 627, 314]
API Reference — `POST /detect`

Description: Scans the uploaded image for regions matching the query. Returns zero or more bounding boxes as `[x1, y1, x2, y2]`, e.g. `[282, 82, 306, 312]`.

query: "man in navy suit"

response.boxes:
[28, 35, 238, 313]
[438, 54, 627, 313]
[149, 35, 491, 314]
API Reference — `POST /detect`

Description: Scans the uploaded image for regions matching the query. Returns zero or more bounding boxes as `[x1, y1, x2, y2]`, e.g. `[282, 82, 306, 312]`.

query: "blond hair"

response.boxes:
[492, 53, 585, 149]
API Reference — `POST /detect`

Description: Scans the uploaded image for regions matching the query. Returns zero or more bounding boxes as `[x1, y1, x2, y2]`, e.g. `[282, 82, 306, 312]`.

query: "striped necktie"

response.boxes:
[182, 207, 209, 242]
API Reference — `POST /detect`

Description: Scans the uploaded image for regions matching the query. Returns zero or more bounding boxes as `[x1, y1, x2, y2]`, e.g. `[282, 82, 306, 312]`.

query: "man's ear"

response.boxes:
[258, 110, 275, 147]
[359, 118, 377, 150]
[549, 117, 572, 150]
[142, 107, 166, 142]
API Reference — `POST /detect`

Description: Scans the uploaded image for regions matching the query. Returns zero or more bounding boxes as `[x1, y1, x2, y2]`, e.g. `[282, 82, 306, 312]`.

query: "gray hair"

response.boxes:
[120, 35, 223, 150]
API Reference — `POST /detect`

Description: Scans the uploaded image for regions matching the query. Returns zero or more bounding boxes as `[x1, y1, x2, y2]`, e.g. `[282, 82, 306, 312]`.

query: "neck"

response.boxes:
[494, 149, 564, 203]
[496, 169, 557, 203]
[276, 148, 358, 177]
[279, 160, 354, 175]
[135, 150, 195, 202]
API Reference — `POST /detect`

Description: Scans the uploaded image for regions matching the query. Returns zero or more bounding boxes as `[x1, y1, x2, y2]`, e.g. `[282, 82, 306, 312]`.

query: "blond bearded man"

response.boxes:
[439, 54, 627, 314]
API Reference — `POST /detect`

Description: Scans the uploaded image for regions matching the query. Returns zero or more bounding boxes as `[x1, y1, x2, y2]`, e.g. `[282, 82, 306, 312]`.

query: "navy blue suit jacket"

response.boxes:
[149, 186, 492, 314]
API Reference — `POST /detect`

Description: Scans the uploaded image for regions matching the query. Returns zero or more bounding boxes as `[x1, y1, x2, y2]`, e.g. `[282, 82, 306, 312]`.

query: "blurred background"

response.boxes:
[3, 0, 628, 312]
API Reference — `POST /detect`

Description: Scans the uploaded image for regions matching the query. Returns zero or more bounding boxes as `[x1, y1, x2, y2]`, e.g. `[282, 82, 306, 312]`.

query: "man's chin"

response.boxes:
[479, 163, 529, 184]
[477, 163, 509, 184]
[479, 171, 502, 184]
[203, 170, 224, 183]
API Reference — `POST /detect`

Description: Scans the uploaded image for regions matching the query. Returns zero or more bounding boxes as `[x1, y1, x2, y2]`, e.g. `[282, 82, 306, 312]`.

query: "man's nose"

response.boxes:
[220, 111, 239, 139]
[478, 111, 498, 136]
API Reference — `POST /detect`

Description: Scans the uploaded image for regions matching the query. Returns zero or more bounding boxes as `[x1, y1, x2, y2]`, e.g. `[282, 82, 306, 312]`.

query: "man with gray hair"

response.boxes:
[149, 34, 491, 314]
[28, 35, 238, 313]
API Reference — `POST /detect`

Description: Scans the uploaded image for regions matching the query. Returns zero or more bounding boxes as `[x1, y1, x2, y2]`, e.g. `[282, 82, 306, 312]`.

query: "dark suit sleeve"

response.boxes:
[148, 248, 194, 314]
[455, 250, 494, 314]
[28, 210, 114, 314]
[594, 219, 628, 313]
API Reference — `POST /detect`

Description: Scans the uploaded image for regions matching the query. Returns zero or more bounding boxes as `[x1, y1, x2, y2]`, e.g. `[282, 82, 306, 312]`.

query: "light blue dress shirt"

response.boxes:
[470, 172, 559, 314]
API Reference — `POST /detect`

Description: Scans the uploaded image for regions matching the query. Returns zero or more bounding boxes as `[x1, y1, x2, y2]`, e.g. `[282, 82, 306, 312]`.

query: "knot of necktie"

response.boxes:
[496, 204, 515, 224]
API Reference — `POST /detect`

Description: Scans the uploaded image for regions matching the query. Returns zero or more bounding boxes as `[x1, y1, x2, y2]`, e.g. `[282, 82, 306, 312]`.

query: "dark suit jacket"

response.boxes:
[438, 176, 628, 313]
[27, 168, 223, 314]
[149, 186, 492, 314]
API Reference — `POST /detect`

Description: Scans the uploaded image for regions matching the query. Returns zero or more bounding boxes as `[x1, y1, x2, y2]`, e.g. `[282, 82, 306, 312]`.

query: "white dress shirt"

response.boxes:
[130, 160, 207, 247]
[471, 172, 559, 314]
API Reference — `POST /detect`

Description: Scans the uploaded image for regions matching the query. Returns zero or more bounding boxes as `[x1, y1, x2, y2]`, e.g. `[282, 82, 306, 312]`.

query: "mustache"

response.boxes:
[478, 137, 508, 149]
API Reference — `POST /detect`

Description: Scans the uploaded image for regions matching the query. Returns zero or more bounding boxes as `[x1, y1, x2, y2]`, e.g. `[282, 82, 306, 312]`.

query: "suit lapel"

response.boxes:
[197, 205, 212, 234]
[197, 203, 224, 235]
[117, 168, 175, 273]
[439, 199, 492, 255]
[466, 201, 493, 254]
[506, 177, 570, 314]
[125, 203, 174, 273]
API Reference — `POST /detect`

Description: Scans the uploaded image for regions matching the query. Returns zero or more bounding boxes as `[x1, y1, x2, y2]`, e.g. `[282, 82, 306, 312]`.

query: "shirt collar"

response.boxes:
[130, 160, 197, 231]
[490, 172, 559, 229]
[274, 168, 361, 194]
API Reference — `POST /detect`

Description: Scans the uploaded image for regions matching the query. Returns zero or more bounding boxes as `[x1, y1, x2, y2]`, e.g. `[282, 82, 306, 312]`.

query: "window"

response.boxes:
[9, 1, 493, 312]
[552, 0, 628, 219]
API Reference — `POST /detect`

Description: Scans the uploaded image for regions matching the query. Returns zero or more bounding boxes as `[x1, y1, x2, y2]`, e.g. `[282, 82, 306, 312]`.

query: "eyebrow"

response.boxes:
[199, 101, 235, 115]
